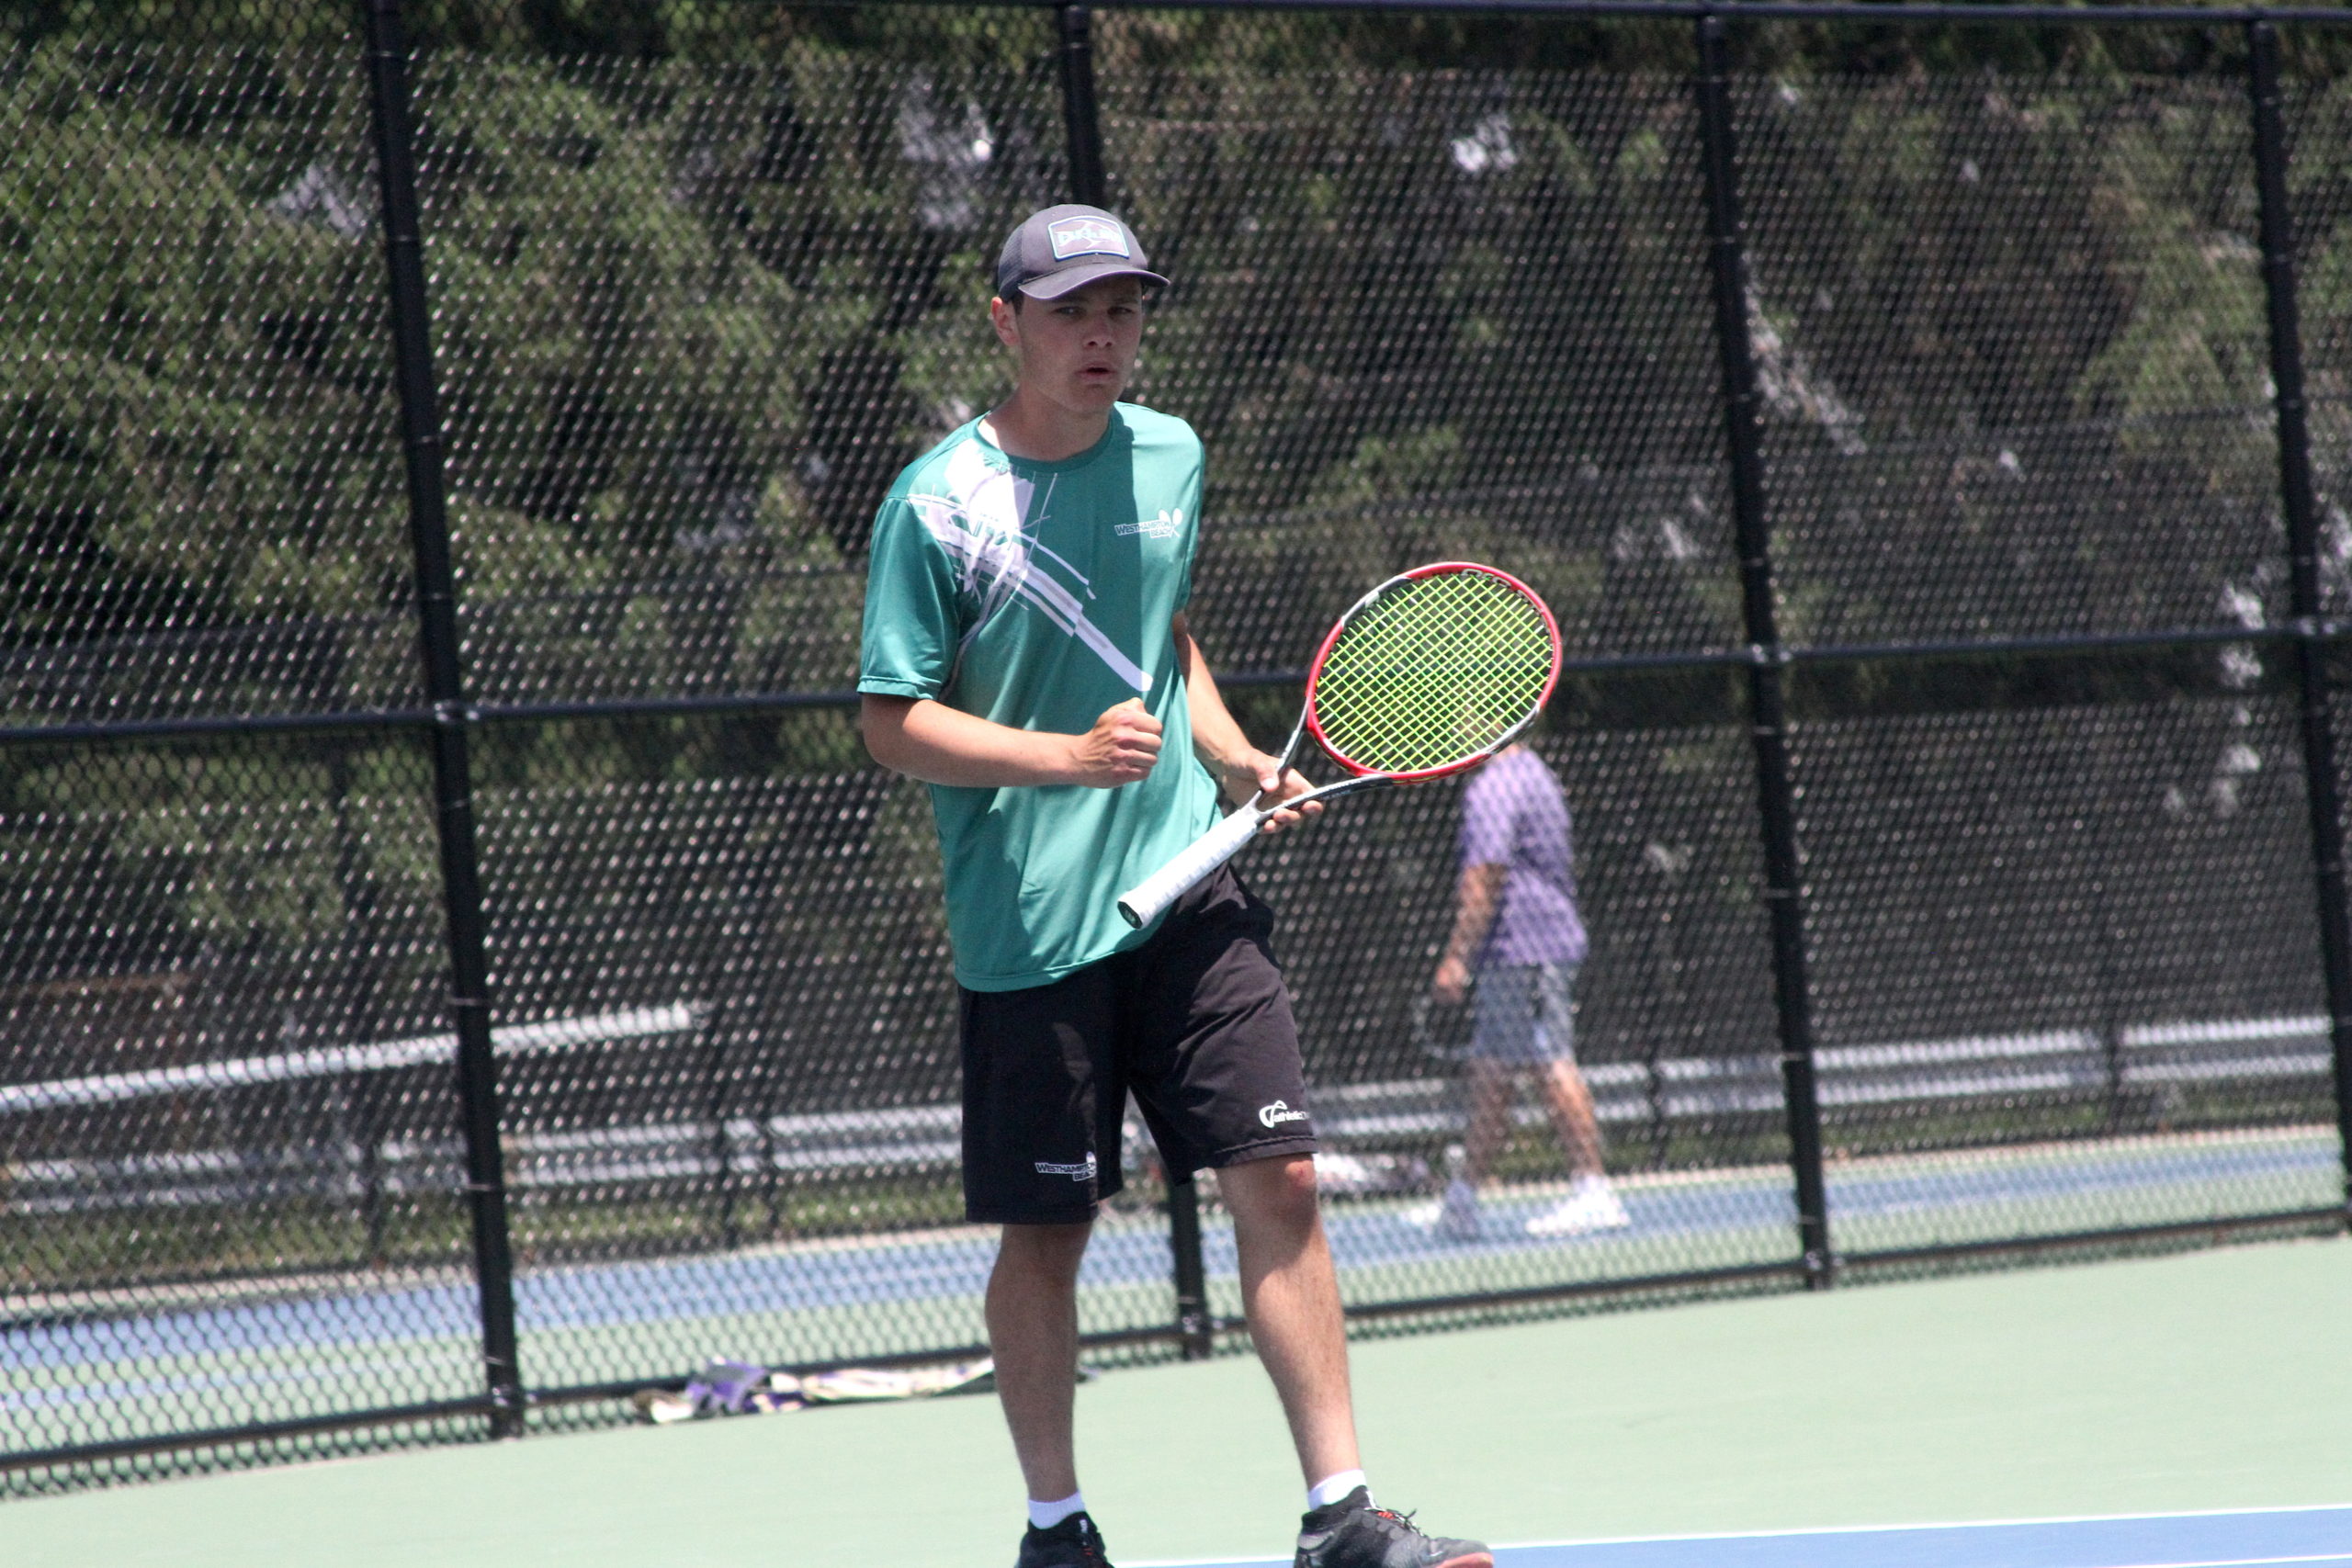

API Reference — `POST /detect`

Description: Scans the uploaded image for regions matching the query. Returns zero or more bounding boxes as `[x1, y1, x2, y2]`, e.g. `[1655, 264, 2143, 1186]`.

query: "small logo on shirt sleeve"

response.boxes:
[1258, 1100, 1310, 1129]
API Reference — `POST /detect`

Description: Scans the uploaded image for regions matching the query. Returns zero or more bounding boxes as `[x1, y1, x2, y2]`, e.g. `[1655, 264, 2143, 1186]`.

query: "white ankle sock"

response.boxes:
[1306, 1470, 1368, 1511]
[1028, 1492, 1087, 1530]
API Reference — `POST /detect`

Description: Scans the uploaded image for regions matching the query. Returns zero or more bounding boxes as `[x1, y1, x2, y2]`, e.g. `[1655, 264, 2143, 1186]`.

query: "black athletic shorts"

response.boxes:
[958, 864, 1317, 1224]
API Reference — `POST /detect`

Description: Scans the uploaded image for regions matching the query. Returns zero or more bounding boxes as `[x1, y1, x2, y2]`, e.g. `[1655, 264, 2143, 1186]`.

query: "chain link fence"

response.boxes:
[6, 0, 2351, 1495]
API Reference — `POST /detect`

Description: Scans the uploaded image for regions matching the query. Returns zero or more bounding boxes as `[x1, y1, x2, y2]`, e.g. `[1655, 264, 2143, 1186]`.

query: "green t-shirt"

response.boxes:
[857, 404, 1225, 991]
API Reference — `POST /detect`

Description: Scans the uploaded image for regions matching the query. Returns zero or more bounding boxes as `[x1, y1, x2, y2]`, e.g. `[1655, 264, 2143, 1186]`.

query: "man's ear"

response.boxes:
[989, 295, 1022, 351]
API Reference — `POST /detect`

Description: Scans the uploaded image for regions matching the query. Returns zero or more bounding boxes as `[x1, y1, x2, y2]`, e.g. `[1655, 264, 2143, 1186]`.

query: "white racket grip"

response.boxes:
[1116, 804, 1268, 929]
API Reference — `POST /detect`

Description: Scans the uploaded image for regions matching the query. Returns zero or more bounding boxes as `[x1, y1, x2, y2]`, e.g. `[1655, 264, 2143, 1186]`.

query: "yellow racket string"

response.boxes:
[1311, 570, 1555, 773]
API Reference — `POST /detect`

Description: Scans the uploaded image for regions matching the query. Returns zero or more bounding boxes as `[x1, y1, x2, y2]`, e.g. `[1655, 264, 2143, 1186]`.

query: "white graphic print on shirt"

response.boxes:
[905, 439, 1151, 694]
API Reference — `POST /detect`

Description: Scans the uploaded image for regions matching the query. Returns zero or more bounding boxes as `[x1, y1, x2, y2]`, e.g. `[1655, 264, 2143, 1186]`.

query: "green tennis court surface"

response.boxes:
[10, 1235, 2347, 1568]
[13, 1126, 2335, 1453]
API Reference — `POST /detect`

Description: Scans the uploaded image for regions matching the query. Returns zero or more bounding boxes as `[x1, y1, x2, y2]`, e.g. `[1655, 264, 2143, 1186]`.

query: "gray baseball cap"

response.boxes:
[994, 204, 1169, 301]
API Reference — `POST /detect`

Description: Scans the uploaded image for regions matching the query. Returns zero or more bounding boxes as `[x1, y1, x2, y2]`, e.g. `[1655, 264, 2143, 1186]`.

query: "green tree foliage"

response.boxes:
[0, 19, 1061, 1020]
[0, 44, 406, 672]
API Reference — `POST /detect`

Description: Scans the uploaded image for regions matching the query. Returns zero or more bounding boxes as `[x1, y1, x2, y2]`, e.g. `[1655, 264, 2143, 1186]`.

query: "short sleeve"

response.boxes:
[1458, 765, 1517, 868]
[859, 493, 965, 701]
[1175, 442, 1204, 614]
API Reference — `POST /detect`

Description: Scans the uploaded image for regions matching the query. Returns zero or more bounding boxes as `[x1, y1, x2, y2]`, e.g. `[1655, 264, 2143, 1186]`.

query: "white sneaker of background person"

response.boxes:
[1402, 1180, 1482, 1241]
[1525, 1173, 1630, 1237]
[1432, 1176, 1482, 1240]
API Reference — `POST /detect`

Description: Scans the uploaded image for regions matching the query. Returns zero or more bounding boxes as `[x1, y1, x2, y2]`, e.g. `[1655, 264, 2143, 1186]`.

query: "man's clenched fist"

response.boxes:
[1067, 698, 1162, 786]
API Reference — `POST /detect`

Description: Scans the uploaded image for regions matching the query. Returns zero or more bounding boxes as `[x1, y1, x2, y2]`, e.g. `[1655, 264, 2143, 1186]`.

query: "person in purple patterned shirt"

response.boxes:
[1421, 743, 1627, 1240]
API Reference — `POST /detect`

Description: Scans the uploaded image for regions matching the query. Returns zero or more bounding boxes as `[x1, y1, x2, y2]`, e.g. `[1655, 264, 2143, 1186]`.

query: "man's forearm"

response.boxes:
[861, 695, 1080, 788]
[1174, 615, 1259, 779]
[1442, 864, 1508, 965]
[1172, 616, 1325, 831]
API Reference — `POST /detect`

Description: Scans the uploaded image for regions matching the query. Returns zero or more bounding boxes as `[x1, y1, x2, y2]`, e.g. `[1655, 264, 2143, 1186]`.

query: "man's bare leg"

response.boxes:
[987, 1221, 1093, 1502]
[1459, 1060, 1515, 1184]
[1216, 1153, 1362, 1485]
[1539, 1061, 1607, 1179]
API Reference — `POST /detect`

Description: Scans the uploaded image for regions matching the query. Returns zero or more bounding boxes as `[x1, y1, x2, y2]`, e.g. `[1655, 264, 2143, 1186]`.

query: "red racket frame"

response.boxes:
[1299, 561, 1564, 783]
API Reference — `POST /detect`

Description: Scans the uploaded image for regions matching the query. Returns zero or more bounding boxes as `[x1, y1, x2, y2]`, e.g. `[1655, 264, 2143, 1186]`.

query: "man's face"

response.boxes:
[993, 276, 1147, 416]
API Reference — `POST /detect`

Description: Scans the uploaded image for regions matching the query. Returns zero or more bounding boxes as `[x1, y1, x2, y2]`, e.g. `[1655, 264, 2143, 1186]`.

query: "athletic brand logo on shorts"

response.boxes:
[1115, 508, 1182, 540]
[1047, 215, 1129, 260]
[1034, 1154, 1098, 1181]
[1258, 1100, 1309, 1129]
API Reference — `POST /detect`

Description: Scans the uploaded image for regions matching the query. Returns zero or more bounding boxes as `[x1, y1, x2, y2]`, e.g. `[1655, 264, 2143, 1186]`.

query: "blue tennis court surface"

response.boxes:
[8, 1127, 2338, 1447]
[1141, 1507, 2352, 1568]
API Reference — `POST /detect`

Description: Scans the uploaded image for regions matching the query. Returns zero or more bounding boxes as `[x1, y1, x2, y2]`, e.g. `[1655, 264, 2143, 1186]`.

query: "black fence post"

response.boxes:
[1057, 3, 1109, 209]
[1057, 0, 1214, 1354]
[2248, 20, 2352, 1226]
[1693, 12, 1836, 1289]
[1168, 1168, 1216, 1360]
[748, 0, 1211, 1328]
[326, 739, 392, 1266]
[361, 0, 527, 1434]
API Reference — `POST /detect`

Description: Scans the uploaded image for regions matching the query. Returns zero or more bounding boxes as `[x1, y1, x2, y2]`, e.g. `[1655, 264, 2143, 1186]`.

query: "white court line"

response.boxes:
[1126, 1503, 2352, 1568]
[1135, 1547, 2352, 1568]
[1487, 1501, 2352, 1549]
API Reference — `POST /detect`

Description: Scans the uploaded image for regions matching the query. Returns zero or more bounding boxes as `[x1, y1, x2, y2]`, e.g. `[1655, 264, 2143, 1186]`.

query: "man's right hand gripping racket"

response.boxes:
[1115, 561, 1563, 929]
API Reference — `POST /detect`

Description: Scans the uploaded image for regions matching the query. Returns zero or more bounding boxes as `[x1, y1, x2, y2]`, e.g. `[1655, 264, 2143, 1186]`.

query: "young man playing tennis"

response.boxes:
[858, 205, 1492, 1568]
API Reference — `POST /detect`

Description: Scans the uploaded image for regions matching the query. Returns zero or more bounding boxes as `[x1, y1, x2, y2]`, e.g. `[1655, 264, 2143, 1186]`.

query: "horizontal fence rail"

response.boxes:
[4, 0, 2351, 1494]
[5, 1010, 2324, 1213]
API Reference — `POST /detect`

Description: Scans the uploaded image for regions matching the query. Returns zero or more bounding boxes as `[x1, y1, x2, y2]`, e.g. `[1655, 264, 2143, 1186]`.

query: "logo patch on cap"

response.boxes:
[1047, 215, 1129, 260]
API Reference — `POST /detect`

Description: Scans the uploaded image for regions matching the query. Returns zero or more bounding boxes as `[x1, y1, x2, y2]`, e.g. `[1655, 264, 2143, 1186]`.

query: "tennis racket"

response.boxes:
[1115, 561, 1563, 929]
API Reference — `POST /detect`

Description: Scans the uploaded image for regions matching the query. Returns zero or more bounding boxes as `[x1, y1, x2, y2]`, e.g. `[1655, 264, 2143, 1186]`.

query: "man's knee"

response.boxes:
[992, 1220, 1093, 1284]
[1222, 1151, 1321, 1226]
[1544, 1060, 1594, 1101]
[1467, 1060, 1515, 1105]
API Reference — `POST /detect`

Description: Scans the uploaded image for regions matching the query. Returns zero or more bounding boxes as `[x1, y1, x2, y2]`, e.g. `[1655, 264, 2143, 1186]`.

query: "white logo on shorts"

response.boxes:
[1258, 1100, 1310, 1129]
[1035, 1154, 1098, 1181]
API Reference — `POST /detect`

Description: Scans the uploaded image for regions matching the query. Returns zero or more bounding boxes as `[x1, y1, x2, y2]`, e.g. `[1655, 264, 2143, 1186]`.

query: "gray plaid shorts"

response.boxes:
[1469, 961, 1579, 1066]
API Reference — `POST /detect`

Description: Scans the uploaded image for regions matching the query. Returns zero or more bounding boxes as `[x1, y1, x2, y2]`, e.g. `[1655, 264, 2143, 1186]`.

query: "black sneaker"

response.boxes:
[1294, 1487, 1492, 1568]
[1016, 1511, 1114, 1568]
